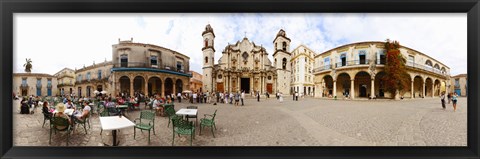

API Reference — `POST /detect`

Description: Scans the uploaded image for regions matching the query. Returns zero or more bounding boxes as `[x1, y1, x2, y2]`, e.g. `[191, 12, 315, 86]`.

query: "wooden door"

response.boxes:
[267, 83, 273, 94]
[217, 83, 224, 92]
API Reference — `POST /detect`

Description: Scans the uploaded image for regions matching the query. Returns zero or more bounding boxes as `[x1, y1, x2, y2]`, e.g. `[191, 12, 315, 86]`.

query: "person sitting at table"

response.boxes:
[105, 97, 116, 108]
[166, 97, 172, 104]
[42, 101, 53, 116]
[53, 103, 73, 129]
[74, 101, 91, 122]
[153, 95, 165, 116]
[65, 99, 75, 109]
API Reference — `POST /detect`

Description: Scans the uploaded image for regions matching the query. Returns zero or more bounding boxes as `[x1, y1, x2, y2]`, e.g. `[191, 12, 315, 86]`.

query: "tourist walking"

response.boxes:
[279, 92, 283, 103]
[447, 93, 452, 104]
[440, 92, 446, 110]
[177, 92, 182, 103]
[192, 92, 197, 104]
[256, 91, 260, 102]
[229, 92, 234, 104]
[234, 92, 240, 106]
[224, 92, 228, 104]
[452, 92, 458, 112]
[295, 91, 299, 101]
[241, 90, 245, 106]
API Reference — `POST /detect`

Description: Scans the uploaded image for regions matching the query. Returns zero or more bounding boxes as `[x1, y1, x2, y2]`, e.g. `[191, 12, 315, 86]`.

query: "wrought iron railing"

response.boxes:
[313, 60, 449, 77]
[113, 62, 187, 73]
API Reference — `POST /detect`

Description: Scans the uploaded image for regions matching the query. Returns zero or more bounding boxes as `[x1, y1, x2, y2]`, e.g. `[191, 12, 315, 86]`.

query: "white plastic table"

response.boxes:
[53, 109, 75, 116]
[176, 108, 197, 116]
[99, 116, 135, 146]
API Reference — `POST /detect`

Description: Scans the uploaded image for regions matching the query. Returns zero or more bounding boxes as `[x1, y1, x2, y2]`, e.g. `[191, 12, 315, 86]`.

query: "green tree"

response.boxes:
[382, 39, 410, 99]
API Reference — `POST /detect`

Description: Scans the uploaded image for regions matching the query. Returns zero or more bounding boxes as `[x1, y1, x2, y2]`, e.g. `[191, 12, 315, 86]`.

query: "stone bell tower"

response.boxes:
[202, 24, 215, 93]
[273, 29, 292, 95]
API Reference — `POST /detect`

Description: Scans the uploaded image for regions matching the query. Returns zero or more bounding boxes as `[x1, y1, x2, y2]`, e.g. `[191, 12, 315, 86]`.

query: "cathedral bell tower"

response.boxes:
[202, 24, 215, 93]
[273, 29, 292, 95]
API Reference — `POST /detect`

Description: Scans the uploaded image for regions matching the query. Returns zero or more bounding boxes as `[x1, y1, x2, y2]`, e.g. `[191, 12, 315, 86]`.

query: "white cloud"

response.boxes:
[14, 13, 467, 76]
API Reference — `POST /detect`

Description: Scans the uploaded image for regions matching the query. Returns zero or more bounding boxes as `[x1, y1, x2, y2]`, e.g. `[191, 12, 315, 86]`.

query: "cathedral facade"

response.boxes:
[202, 24, 291, 95]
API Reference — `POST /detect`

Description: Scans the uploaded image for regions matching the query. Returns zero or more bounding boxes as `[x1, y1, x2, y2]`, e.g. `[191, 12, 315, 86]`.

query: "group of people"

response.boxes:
[440, 92, 459, 111]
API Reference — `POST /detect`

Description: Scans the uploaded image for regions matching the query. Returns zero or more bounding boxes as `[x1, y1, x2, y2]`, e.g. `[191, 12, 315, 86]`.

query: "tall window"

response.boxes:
[98, 70, 102, 80]
[87, 72, 91, 81]
[408, 55, 414, 66]
[47, 79, 52, 96]
[282, 42, 287, 51]
[177, 61, 183, 72]
[22, 79, 26, 85]
[324, 57, 330, 69]
[455, 79, 460, 87]
[205, 56, 208, 64]
[151, 56, 158, 66]
[36, 79, 42, 96]
[120, 54, 128, 67]
[204, 39, 208, 47]
[282, 58, 287, 70]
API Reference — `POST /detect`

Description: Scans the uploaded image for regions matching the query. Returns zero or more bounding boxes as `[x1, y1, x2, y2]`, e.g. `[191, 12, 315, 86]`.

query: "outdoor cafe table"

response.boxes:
[116, 105, 129, 116]
[176, 108, 198, 119]
[99, 116, 135, 146]
[53, 109, 74, 116]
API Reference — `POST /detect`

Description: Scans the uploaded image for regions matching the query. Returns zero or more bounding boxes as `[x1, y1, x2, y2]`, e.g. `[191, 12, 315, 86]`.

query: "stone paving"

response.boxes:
[12, 96, 467, 146]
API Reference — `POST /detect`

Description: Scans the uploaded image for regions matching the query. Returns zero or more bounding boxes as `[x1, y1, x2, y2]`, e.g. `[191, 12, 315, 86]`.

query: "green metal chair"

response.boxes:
[171, 117, 195, 146]
[42, 112, 52, 128]
[200, 109, 217, 137]
[49, 117, 72, 146]
[74, 111, 91, 134]
[134, 111, 156, 144]
[165, 107, 181, 128]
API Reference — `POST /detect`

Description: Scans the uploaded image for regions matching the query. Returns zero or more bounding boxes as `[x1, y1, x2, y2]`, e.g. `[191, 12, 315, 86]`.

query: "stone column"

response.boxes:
[161, 78, 165, 97]
[351, 80, 355, 99]
[130, 79, 134, 97]
[333, 80, 337, 98]
[144, 78, 148, 96]
[422, 81, 426, 98]
[173, 81, 176, 94]
[371, 79, 375, 99]
[411, 81, 414, 99]
[431, 84, 435, 97]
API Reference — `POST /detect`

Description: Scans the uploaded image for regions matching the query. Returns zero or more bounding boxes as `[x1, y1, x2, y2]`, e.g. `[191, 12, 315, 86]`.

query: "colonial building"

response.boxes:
[54, 68, 76, 96]
[74, 61, 113, 97]
[291, 45, 316, 96]
[450, 74, 467, 96]
[189, 71, 203, 93]
[313, 41, 451, 99]
[202, 24, 292, 95]
[111, 38, 191, 98]
[13, 73, 58, 97]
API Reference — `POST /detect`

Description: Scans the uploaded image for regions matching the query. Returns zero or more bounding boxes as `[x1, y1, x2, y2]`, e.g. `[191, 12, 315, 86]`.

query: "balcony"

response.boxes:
[57, 83, 74, 87]
[113, 62, 187, 73]
[335, 60, 369, 68]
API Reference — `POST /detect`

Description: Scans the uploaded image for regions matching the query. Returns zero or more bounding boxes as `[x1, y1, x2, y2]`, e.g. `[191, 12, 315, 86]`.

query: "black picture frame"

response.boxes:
[1, 0, 479, 159]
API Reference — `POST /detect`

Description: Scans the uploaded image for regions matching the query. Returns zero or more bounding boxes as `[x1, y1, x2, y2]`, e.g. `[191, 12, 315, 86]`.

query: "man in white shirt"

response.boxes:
[206, 91, 210, 104]
[241, 90, 245, 106]
[177, 92, 182, 103]
[192, 92, 197, 104]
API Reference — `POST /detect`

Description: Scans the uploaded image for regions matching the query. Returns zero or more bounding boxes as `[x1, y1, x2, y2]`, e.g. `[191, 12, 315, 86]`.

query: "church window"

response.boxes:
[204, 39, 208, 47]
[218, 75, 222, 79]
[151, 56, 158, 66]
[282, 58, 287, 70]
[268, 76, 272, 80]
[205, 57, 208, 64]
[282, 42, 287, 51]
[242, 52, 248, 61]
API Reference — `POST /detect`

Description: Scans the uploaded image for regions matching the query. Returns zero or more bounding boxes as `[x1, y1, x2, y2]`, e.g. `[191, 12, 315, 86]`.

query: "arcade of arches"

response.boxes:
[316, 70, 447, 99]
[113, 71, 189, 98]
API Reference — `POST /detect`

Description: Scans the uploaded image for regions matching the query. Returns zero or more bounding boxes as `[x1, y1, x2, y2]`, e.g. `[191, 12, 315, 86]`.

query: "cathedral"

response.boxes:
[202, 24, 292, 95]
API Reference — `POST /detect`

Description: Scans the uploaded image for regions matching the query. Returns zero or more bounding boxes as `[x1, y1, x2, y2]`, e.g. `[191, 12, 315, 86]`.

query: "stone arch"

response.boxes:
[374, 71, 388, 98]
[164, 78, 173, 97]
[425, 60, 433, 67]
[148, 76, 162, 97]
[119, 76, 130, 97]
[322, 75, 334, 97]
[176, 79, 183, 94]
[425, 77, 433, 97]
[434, 79, 441, 96]
[336, 72, 351, 98]
[354, 71, 371, 98]
[133, 76, 145, 96]
[434, 64, 440, 70]
[413, 75, 423, 98]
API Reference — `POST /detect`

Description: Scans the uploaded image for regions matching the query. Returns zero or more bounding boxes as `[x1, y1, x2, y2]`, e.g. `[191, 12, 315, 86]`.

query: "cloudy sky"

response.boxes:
[14, 13, 467, 76]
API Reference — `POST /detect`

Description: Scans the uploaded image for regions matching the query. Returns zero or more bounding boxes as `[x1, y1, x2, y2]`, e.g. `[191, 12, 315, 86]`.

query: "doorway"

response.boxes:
[241, 78, 250, 93]
[359, 84, 367, 97]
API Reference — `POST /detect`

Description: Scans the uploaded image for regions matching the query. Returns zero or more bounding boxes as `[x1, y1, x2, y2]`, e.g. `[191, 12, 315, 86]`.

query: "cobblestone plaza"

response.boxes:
[13, 97, 467, 146]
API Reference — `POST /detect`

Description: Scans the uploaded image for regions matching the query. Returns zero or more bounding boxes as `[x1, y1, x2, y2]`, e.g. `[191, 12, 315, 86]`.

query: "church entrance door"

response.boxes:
[217, 83, 224, 92]
[267, 84, 273, 94]
[241, 78, 250, 94]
